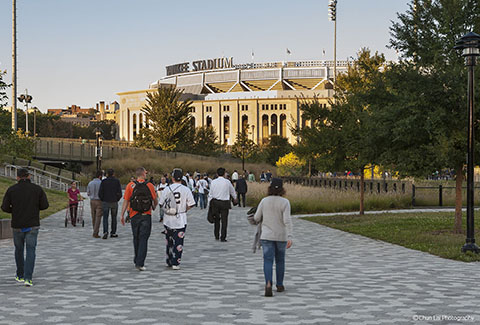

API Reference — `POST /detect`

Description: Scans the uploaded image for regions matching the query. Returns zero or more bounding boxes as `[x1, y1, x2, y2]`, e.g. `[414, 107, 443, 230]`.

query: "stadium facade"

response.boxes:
[117, 57, 349, 145]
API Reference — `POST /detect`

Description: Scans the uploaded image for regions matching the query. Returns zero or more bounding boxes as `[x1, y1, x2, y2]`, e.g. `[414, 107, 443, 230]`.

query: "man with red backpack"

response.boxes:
[120, 167, 158, 271]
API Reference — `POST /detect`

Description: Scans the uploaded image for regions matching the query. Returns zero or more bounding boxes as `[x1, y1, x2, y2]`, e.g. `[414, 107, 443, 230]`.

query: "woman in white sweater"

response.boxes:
[254, 178, 293, 297]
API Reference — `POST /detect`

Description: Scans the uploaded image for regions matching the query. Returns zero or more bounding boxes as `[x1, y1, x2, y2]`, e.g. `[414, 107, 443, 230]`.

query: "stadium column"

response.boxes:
[219, 101, 222, 144]
[256, 99, 260, 144]
[236, 100, 240, 137]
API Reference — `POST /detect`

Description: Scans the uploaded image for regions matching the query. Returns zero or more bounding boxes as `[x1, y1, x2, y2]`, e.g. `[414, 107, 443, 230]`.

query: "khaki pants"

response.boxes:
[90, 199, 103, 236]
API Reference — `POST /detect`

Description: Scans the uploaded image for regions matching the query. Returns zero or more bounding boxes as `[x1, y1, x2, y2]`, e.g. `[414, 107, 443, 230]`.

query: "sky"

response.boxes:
[0, 0, 410, 112]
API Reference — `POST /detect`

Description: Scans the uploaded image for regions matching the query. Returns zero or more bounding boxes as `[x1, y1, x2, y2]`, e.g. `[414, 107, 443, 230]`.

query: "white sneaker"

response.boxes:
[136, 266, 146, 271]
[172, 265, 180, 270]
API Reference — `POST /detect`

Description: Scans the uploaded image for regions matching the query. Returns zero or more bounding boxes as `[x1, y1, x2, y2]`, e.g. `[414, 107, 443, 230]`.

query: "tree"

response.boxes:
[231, 129, 259, 164]
[262, 135, 293, 166]
[0, 70, 9, 108]
[191, 126, 224, 156]
[0, 130, 35, 159]
[388, 0, 480, 233]
[294, 49, 387, 214]
[140, 87, 194, 151]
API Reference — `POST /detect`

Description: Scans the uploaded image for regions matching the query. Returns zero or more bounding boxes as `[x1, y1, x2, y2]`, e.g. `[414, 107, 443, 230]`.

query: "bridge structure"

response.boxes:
[33, 137, 237, 164]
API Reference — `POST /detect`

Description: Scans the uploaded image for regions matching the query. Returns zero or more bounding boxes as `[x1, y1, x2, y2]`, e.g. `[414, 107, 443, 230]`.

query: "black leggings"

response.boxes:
[69, 204, 78, 225]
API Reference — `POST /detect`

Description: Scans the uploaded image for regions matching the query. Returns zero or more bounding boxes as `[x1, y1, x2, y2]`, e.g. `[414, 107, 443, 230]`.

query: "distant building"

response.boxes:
[95, 101, 119, 122]
[47, 104, 95, 117]
[117, 58, 350, 144]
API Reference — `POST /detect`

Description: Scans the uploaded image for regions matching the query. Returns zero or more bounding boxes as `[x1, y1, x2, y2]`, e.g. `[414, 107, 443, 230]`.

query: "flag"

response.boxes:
[322, 49, 326, 56]
[251, 49, 254, 61]
[286, 48, 291, 55]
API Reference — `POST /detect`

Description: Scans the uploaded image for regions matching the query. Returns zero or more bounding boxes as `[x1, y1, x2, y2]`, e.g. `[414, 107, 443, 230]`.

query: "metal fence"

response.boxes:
[412, 185, 480, 207]
[34, 138, 238, 163]
[2, 154, 80, 181]
[280, 176, 409, 194]
[0, 164, 72, 192]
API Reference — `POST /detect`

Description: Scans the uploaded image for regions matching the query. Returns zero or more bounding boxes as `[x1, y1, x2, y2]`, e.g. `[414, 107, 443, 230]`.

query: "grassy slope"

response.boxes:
[304, 212, 480, 262]
[0, 177, 68, 220]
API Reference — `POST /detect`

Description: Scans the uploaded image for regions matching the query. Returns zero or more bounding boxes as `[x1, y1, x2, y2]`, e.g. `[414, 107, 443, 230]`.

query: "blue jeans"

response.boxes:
[13, 228, 39, 281]
[102, 202, 118, 235]
[193, 192, 199, 206]
[199, 193, 207, 209]
[130, 214, 151, 267]
[261, 240, 287, 286]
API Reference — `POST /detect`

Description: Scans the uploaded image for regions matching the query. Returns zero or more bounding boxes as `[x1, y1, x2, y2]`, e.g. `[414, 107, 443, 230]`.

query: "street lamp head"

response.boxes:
[454, 32, 480, 57]
[328, 0, 337, 21]
[17, 94, 25, 102]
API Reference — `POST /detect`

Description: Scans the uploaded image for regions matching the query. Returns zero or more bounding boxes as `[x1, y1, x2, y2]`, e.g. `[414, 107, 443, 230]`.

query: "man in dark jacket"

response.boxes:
[235, 174, 248, 207]
[1, 168, 49, 286]
[99, 168, 122, 239]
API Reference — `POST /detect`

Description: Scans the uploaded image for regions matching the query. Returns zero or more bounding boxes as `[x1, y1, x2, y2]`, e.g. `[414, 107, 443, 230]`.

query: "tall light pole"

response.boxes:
[454, 32, 480, 254]
[11, 0, 17, 131]
[328, 0, 337, 86]
[94, 127, 103, 172]
[32, 106, 38, 137]
[18, 90, 33, 136]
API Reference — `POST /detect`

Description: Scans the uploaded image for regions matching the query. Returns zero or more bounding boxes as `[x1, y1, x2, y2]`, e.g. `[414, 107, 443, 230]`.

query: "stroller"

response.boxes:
[65, 200, 85, 227]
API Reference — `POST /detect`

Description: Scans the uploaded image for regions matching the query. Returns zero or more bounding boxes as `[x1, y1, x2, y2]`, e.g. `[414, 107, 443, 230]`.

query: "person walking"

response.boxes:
[99, 168, 122, 239]
[1, 168, 49, 286]
[248, 172, 256, 182]
[120, 167, 157, 271]
[235, 174, 248, 207]
[208, 167, 237, 242]
[67, 181, 81, 227]
[231, 170, 239, 184]
[196, 175, 209, 209]
[157, 177, 168, 222]
[266, 170, 273, 182]
[159, 169, 195, 270]
[87, 170, 104, 238]
[253, 178, 293, 297]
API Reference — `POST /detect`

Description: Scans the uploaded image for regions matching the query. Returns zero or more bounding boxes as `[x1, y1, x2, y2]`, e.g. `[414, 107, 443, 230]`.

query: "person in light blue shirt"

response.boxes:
[87, 170, 103, 238]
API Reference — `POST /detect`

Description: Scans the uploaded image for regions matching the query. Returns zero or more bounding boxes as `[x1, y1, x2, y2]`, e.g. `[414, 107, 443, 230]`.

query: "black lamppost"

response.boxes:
[18, 90, 32, 136]
[32, 106, 38, 137]
[454, 32, 480, 253]
[94, 127, 103, 172]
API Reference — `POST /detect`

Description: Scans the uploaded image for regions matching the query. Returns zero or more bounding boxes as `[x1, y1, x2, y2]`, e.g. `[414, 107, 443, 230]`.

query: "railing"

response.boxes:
[2, 154, 81, 181]
[412, 185, 480, 207]
[281, 176, 409, 194]
[0, 164, 72, 192]
[34, 138, 238, 163]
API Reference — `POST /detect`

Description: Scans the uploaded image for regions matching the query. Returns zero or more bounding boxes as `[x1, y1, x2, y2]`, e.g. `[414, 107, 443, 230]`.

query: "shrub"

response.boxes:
[276, 152, 305, 177]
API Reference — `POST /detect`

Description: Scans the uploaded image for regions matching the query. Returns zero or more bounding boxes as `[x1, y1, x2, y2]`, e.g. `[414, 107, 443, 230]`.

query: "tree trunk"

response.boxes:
[360, 167, 365, 215]
[454, 165, 463, 234]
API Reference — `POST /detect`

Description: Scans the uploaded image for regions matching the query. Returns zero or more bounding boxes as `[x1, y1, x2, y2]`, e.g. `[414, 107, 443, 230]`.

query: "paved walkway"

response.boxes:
[1, 198, 480, 325]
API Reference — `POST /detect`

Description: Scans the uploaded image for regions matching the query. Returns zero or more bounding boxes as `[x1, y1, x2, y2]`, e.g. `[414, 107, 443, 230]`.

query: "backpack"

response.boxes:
[162, 186, 179, 216]
[130, 181, 153, 213]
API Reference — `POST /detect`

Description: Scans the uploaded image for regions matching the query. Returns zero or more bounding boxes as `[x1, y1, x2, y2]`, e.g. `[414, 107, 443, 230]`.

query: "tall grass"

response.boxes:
[83, 151, 276, 184]
[246, 182, 411, 214]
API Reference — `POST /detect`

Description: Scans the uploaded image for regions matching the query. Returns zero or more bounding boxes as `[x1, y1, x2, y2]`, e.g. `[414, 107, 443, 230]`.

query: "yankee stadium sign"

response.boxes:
[166, 57, 234, 76]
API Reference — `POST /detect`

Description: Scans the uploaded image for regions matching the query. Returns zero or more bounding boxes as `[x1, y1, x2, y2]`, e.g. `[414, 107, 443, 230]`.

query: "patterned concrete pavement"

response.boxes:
[1, 197, 480, 325]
